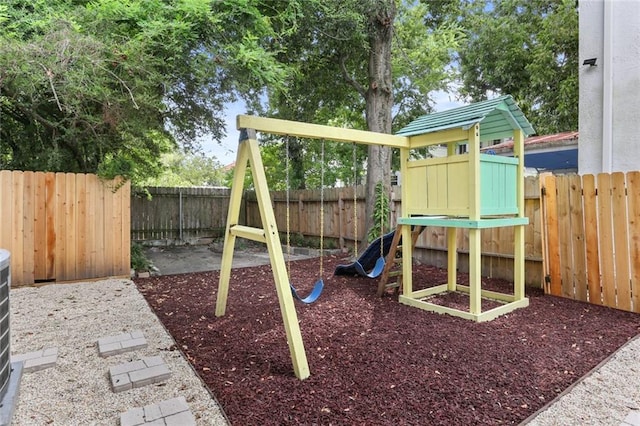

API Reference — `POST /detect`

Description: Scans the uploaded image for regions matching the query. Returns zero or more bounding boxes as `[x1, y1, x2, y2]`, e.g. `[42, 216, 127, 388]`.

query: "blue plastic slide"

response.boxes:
[334, 230, 397, 278]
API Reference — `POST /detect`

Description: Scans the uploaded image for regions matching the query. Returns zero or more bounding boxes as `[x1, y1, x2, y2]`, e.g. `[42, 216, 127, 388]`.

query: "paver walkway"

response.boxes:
[98, 330, 147, 357]
[120, 396, 196, 426]
[109, 355, 172, 393]
[10, 331, 199, 424]
[11, 347, 57, 373]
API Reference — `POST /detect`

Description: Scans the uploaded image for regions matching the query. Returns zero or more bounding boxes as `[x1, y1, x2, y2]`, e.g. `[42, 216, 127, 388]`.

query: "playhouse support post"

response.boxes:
[468, 124, 482, 315]
[401, 218, 414, 297]
[469, 229, 482, 315]
[513, 129, 526, 300]
[447, 228, 457, 292]
[400, 146, 414, 297]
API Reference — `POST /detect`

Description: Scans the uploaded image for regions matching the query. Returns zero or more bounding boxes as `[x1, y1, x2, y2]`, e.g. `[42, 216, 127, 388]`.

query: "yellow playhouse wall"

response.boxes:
[404, 154, 519, 217]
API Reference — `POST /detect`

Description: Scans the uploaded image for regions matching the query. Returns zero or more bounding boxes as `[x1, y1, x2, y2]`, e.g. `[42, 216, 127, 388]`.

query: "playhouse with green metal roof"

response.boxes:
[388, 95, 535, 322]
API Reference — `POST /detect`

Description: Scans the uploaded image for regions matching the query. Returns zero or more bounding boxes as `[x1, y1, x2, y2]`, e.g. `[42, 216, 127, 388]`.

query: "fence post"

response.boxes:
[298, 194, 304, 236]
[179, 189, 183, 242]
[338, 191, 344, 249]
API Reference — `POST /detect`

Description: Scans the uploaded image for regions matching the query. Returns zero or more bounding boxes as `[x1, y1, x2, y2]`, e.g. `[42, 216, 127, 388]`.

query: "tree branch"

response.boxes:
[99, 66, 139, 110]
[339, 55, 366, 98]
[39, 63, 63, 111]
[15, 103, 60, 131]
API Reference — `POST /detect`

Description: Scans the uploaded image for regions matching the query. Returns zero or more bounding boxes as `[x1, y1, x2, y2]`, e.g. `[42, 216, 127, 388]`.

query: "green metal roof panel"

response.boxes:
[396, 95, 535, 140]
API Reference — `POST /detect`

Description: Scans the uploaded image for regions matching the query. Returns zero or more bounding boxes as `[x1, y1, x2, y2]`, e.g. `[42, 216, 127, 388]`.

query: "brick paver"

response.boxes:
[11, 347, 58, 373]
[622, 409, 640, 426]
[98, 330, 147, 357]
[120, 396, 195, 426]
[109, 355, 171, 393]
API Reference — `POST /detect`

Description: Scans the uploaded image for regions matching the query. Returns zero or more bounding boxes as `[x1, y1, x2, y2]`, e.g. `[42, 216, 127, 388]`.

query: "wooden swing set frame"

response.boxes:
[216, 105, 530, 380]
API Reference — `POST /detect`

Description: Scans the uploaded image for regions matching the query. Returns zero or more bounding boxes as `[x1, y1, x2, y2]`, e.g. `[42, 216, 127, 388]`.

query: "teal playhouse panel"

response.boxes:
[479, 154, 518, 216]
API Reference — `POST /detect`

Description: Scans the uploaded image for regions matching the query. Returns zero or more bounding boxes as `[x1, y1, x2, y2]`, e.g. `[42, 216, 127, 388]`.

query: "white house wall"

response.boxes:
[579, 0, 640, 174]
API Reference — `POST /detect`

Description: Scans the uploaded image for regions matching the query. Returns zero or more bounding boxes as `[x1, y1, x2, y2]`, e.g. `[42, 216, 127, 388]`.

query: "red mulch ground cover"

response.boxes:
[135, 255, 640, 425]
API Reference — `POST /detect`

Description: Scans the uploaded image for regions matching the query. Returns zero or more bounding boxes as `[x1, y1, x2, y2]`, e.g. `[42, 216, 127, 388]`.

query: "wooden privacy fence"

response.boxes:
[540, 172, 640, 313]
[245, 177, 543, 286]
[131, 186, 231, 243]
[0, 171, 130, 287]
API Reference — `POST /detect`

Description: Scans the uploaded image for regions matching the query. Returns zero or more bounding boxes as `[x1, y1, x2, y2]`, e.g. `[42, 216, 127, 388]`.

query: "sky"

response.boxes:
[201, 89, 464, 166]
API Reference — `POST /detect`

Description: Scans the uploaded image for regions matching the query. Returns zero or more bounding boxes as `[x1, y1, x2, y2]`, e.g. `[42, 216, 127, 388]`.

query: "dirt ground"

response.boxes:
[135, 253, 640, 425]
[144, 243, 317, 275]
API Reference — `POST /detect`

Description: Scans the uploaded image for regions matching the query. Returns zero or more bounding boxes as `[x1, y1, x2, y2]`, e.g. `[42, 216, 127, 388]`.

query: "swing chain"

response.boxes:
[287, 137, 325, 285]
[353, 143, 358, 258]
[379, 145, 385, 259]
[285, 136, 291, 275]
[319, 139, 325, 279]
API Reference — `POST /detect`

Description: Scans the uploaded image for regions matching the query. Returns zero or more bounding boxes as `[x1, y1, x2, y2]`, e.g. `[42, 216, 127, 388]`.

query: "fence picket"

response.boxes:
[556, 176, 574, 299]
[626, 171, 640, 313]
[612, 172, 631, 311]
[75, 174, 88, 279]
[12, 172, 25, 285]
[568, 174, 587, 302]
[582, 174, 602, 305]
[55, 173, 66, 281]
[85, 173, 98, 278]
[95, 176, 106, 278]
[597, 174, 616, 307]
[34, 172, 47, 280]
[44, 173, 56, 280]
[542, 175, 562, 296]
[121, 181, 131, 275]
[65, 173, 77, 281]
[22, 172, 35, 284]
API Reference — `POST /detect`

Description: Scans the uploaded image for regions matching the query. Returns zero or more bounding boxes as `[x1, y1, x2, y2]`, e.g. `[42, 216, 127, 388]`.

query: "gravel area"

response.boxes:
[9, 278, 229, 425]
[526, 335, 640, 425]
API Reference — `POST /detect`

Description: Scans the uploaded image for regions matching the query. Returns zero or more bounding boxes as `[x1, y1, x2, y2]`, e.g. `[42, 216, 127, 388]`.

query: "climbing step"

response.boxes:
[377, 225, 425, 296]
[98, 330, 147, 357]
[120, 396, 196, 426]
[109, 356, 171, 393]
[11, 347, 58, 373]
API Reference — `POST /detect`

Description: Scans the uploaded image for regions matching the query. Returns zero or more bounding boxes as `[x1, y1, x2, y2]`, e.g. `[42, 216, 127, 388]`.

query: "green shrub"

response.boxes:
[130, 242, 152, 271]
[367, 181, 390, 242]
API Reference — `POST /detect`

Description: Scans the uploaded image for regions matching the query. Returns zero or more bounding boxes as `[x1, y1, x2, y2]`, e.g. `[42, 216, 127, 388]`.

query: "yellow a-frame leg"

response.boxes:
[215, 129, 310, 380]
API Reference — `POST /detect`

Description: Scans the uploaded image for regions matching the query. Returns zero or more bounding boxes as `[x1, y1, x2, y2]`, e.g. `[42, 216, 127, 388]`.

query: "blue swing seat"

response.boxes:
[352, 256, 386, 278]
[290, 278, 324, 304]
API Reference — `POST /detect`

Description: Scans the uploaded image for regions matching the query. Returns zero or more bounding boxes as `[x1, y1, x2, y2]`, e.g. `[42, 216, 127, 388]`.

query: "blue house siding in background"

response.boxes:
[524, 148, 578, 171]
[482, 131, 579, 174]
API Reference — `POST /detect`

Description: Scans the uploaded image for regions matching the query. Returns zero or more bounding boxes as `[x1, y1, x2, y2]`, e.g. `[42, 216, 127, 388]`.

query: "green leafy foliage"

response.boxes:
[130, 242, 152, 271]
[139, 152, 227, 187]
[456, 0, 578, 134]
[259, 0, 463, 189]
[367, 181, 390, 242]
[251, 1, 464, 239]
[392, 1, 466, 129]
[0, 0, 300, 184]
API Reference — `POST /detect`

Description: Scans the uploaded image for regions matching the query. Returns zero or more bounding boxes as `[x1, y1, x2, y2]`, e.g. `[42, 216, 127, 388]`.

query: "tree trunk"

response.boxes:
[362, 1, 395, 246]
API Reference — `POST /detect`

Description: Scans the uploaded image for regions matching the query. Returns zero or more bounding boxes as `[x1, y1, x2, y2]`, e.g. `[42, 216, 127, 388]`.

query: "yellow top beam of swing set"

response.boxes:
[237, 115, 410, 149]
